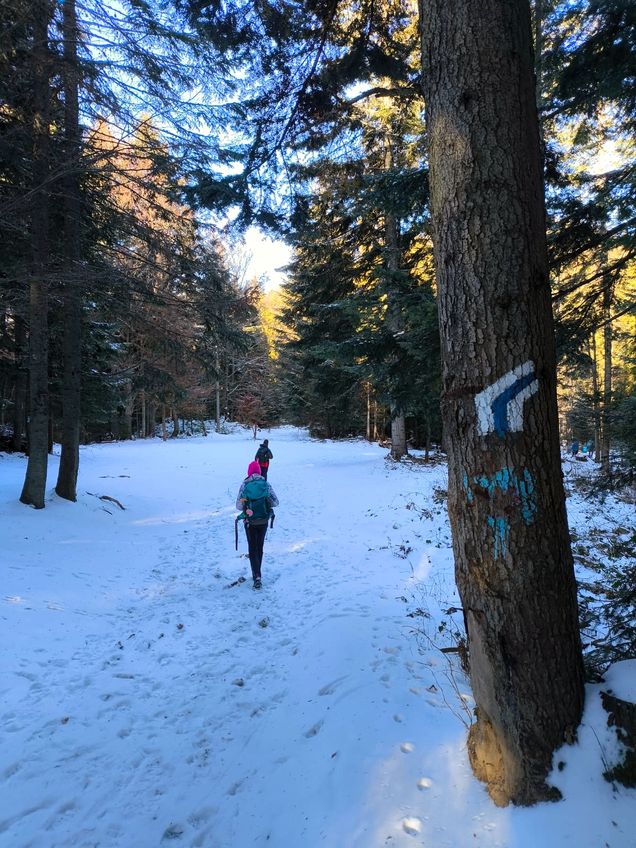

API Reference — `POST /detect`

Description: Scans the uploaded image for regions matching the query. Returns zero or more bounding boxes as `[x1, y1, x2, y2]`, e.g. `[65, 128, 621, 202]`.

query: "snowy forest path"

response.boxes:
[2, 428, 462, 847]
[4, 428, 631, 847]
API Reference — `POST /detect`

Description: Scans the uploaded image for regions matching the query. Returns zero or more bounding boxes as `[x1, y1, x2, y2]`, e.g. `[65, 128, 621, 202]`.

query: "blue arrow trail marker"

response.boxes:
[475, 361, 539, 437]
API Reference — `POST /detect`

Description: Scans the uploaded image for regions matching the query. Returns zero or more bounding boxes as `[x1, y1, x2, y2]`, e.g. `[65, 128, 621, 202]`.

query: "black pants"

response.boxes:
[245, 523, 267, 579]
[259, 464, 269, 480]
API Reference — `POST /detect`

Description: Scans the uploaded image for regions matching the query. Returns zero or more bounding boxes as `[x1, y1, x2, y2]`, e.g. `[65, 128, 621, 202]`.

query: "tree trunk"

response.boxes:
[12, 315, 28, 451]
[385, 141, 408, 460]
[120, 384, 134, 439]
[20, 2, 52, 509]
[215, 345, 221, 431]
[390, 407, 407, 459]
[600, 281, 613, 473]
[590, 333, 601, 461]
[139, 388, 146, 437]
[146, 401, 157, 437]
[56, 0, 82, 501]
[366, 383, 371, 441]
[161, 405, 168, 440]
[171, 409, 179, 438]
[421, 0, 584, 806]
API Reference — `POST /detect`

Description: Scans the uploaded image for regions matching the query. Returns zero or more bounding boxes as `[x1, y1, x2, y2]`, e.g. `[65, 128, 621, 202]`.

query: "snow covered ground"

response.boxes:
[1, 426, 634, 848]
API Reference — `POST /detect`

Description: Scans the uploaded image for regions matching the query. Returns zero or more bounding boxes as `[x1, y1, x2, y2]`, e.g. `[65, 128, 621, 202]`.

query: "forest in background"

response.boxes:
[0, 0, 633, 485]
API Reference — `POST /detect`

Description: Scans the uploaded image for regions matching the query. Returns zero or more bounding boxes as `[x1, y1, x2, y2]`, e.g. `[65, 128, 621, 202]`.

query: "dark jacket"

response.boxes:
[255, 444, 273, 465]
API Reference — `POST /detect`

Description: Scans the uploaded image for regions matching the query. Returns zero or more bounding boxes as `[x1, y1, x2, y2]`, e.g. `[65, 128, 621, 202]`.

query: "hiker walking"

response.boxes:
[236, 460, 279, 589]
[255, 439, 273, 480]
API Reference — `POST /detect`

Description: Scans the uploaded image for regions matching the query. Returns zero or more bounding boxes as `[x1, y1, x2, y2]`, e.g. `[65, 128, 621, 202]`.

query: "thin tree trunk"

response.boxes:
[224, 358, 230, 418]
[147, 401, 157, 437]
[601, 281, 613, 473]
[421, 0, 584, 806]
[139, 388, 146, 438]
[12, 315, 28, 451]
[385, 141, 408, 460]
[161, 405, 167, 440]
[20, 2, 52, 509]
[120, 384, 133, 439]
[215, 345, 221, 431]
[366, 383, 371, 441]
[56, 0, 82, 501]
[590, 333, 601, 461]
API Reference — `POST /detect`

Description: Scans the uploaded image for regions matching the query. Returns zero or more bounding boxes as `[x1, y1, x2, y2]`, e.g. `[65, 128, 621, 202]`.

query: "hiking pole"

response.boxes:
[235, 516, 240, 551]
[265, 511, 275, 542]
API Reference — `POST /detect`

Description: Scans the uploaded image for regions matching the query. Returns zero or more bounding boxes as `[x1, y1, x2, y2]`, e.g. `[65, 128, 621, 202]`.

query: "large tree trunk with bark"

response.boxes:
[56, 0, 82, 501]
[20, 2, 52, 509]
[421, 0, 584, 806]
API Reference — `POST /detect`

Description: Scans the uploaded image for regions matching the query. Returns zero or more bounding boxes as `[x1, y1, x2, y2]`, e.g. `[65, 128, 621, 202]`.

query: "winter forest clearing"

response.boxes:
[1, 427, 634, 848]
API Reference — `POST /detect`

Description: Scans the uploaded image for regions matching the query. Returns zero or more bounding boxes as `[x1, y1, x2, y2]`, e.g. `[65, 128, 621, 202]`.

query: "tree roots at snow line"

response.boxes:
[467, 711, 562, 807]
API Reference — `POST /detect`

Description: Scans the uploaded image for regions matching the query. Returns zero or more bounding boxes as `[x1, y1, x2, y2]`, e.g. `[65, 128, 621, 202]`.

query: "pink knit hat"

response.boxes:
[247, 460, 261, 477]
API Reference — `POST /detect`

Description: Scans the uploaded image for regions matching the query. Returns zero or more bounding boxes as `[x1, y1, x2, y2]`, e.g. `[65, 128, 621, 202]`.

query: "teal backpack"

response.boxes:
[242, 478, 273, 526]
[235, 478, 275, 550]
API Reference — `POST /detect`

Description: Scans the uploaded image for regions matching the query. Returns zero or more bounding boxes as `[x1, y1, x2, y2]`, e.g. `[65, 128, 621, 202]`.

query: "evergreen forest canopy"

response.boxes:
[1, 0, 635, 809]
[0, 0, 633, 486]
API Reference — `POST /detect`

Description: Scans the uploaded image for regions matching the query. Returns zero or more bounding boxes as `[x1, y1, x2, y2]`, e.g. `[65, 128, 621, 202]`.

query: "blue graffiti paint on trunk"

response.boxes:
[487, 516, 509, 559]
[463, 467, 537, 559]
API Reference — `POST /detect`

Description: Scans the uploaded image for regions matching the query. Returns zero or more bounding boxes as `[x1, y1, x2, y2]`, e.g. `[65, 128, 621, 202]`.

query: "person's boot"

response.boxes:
[253, 577, 262, 590]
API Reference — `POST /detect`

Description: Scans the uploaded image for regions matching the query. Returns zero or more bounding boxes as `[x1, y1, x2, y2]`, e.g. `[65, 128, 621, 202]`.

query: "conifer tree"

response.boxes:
[422, 0, 585, 805]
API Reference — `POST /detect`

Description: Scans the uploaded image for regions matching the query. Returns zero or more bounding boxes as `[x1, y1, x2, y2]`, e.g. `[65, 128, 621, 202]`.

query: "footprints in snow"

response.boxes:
[317, 676, 348, 697]
[303, 719, 324, 739]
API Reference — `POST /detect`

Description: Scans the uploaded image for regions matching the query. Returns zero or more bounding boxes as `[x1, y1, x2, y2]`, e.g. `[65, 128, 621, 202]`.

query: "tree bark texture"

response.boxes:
[56, 0, 82, 501]
[20, 2, 52, 509]
[421, 0, 584, 806]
